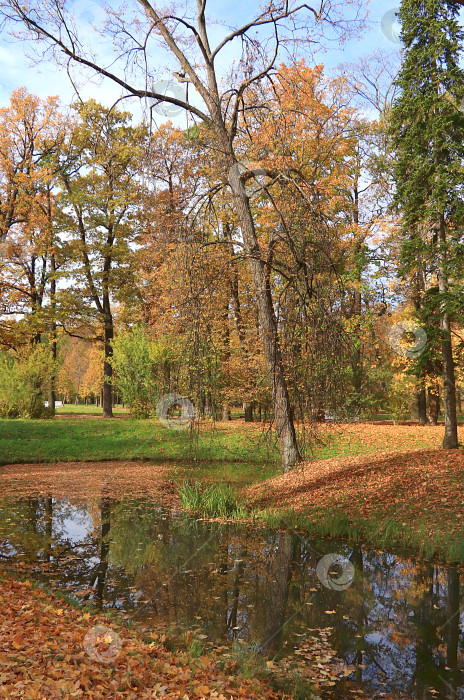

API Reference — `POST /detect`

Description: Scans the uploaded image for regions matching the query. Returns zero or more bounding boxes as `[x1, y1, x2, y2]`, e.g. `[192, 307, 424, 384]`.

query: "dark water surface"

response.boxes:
[0, 496, 463, 698]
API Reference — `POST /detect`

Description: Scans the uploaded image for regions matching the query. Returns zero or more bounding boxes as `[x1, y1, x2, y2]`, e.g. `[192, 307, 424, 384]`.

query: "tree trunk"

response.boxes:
[428, 386, 440, 426]
[229, 164, 301, 471]
[244, 402, 253, 423]
[417, 387, 427, 425]
[222, 404, 231, 421]
[102, 318, 113, 418]
[48, 252, 57, 416]
[437, 216, 458, 448]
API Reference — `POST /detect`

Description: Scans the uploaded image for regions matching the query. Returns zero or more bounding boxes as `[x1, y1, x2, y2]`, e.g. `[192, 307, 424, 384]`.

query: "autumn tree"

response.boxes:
[0, 89, 66, 354]
[59, 101, 146, 418]
[0, 0, 365, 468]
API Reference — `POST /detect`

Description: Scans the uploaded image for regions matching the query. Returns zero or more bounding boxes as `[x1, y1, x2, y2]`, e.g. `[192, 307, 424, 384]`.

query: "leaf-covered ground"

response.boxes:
[0, 577, 282, 699]
[246, 446, 464, 561]
[0, 460, 180, 503]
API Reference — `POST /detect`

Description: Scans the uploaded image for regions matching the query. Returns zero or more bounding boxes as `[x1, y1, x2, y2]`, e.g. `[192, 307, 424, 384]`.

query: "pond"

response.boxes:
[0, 495, 463, 699]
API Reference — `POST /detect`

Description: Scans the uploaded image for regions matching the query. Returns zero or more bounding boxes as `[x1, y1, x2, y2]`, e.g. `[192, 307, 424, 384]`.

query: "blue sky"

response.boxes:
[0, 0, 415, 117]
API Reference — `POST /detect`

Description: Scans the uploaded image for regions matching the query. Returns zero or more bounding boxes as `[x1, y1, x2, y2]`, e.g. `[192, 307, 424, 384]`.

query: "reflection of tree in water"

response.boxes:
[260, 531, 296, 655]
[88, 496, 111, 610]
[0, 497, 463, 698]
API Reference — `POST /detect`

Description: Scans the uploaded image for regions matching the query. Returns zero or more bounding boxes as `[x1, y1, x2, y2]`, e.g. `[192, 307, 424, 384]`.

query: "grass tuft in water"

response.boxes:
[178, 481, 246, 519]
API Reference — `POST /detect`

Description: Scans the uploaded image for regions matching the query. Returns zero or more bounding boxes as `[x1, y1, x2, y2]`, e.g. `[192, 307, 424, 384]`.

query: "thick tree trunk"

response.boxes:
[437, 217, 458, 448]
[244, 402, 253, 423]
[222, 404, 231, 421]
[229, 164, 301, 471]
[102, 319, 113, 419]
[417, 387, 427, 425]
[428, 386, 440, 426]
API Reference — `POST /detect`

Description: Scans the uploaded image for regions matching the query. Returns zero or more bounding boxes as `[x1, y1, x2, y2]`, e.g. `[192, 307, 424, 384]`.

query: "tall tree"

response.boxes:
[390, 0, 464, 448]
[60, 101, 146, 418]
[0, 0, 365, 468]
[0, 88, 66, 360]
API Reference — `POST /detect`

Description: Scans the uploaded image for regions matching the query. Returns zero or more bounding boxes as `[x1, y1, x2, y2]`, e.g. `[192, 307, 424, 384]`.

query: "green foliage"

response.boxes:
[110, 326, 158, 418]
[178, 481, 246, 518]
[387, 374, 415, 424]
[0, 347, 55, 419]
[110, 326, 180, 418]
[391, 0, 464, 230]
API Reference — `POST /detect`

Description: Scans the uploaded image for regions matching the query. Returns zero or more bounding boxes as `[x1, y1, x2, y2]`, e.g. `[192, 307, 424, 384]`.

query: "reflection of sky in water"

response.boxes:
[52, 500, 94, 542]
[1, 497, 463, 699]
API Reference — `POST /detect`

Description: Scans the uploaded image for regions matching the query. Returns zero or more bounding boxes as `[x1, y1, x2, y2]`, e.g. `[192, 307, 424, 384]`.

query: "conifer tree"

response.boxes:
[390, 0, 464, 448]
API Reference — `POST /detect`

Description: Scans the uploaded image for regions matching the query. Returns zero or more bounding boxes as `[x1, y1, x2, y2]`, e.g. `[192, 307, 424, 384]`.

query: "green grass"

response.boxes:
[55, 404, 130, 415]
[178, 481, 246, 518]
[0, 418, 281, 484]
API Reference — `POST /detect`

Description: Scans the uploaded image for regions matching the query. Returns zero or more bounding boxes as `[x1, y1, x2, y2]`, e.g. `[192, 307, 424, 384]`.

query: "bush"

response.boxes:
[0, 346, 55, 419]
[110, 326, 180, 418]
[388, 373, 415, 424]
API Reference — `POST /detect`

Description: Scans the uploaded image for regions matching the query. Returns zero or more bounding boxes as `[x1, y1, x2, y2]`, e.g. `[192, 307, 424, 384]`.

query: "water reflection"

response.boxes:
[0, 496, 463, 698]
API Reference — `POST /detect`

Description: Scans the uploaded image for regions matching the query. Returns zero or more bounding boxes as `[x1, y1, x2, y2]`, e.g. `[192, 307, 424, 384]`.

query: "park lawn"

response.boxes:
[0, 418, 461, 482]
[55, 404, 130, 415]
[0, 417, 455, 465]
[0, 417, 283, 485]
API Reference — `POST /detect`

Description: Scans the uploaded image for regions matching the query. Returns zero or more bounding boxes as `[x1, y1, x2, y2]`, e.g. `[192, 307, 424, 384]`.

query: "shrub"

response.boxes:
[0, 346, 55, 419]
[110, 326, 180, 418]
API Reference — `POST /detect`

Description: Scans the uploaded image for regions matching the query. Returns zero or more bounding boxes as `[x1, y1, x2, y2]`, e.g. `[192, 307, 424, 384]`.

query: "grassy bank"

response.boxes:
[0, 417, 455, 468]
[245, 447, 464, 564]
[0, 417, 280, 475]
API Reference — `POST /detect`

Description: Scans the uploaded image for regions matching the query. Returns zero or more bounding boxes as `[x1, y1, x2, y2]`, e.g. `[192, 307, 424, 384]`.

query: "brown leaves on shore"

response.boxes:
[0, 577, 281, 699]
[246, 442, 464, 555]
[0, 461, 180, 504]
